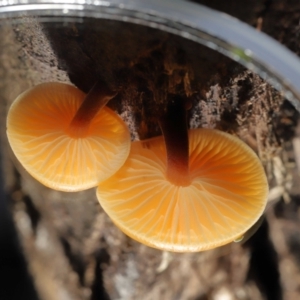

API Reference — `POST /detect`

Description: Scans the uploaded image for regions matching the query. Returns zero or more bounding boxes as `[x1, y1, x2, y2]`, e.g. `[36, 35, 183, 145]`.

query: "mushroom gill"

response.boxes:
[6, 82, 130, 192]
[96, 97, 268, 252]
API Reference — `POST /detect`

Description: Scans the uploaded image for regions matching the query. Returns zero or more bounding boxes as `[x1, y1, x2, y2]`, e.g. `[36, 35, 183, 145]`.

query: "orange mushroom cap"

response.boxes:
[97, 128, 268, 252]
[7, 82, 130, 192]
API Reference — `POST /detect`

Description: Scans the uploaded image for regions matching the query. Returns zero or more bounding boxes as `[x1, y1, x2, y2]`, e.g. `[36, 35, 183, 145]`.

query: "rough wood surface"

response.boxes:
[1, 1, 300, 300]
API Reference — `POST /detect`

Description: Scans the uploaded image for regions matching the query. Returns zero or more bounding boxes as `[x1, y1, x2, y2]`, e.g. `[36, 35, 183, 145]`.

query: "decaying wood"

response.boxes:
[1, 1, 300, 299]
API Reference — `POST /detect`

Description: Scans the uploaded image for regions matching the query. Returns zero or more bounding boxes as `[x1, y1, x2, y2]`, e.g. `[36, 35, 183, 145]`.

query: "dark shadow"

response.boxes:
[23, 195, 41, 235]
[90, 247, 111, 300]
[0, 152, 39, 300]
[244, 218, 283, 300]
[60, 236, 86, 286]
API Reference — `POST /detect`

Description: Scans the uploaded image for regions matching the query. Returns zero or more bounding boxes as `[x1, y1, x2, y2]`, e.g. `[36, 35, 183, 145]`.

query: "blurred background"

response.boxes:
[1, 0, 300, 299]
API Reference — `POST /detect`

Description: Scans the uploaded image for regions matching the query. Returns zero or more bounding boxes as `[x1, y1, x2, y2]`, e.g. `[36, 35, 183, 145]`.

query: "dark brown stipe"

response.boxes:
[159, 95, 190, 186]
[68, 80, 117, 137]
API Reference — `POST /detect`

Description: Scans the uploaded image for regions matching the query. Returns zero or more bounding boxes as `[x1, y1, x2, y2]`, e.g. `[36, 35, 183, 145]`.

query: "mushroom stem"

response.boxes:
[159, 96, 190, 186]
[68, 80, 117, 137]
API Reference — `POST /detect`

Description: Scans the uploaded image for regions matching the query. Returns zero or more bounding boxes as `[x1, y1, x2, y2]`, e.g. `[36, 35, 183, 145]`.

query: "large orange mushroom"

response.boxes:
[97, 96, 268, 252]
[6, 81, 130, 192]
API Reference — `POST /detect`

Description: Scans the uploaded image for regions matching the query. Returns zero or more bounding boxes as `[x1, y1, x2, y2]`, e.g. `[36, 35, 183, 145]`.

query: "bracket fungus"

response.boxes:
[97, 97, 268, 252]
[6, 81, 130, 192]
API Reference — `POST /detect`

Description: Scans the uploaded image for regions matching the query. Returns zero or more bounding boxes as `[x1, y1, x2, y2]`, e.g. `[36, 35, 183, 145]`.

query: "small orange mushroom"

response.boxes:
[6, 81, 130, 192]
[97, 97, 268, 252]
